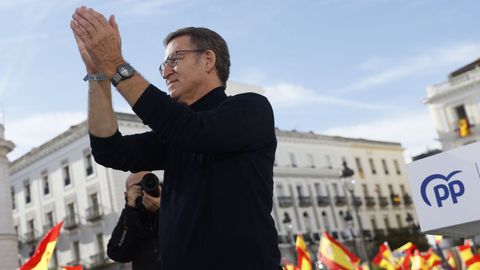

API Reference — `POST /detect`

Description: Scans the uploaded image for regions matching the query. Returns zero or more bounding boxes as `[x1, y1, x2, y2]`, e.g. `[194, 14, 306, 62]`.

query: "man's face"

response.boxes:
[162, 35, 205, 105]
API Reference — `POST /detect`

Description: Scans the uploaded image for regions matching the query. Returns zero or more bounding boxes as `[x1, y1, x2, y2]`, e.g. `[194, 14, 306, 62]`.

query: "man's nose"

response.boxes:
[162, 65, 174, 79]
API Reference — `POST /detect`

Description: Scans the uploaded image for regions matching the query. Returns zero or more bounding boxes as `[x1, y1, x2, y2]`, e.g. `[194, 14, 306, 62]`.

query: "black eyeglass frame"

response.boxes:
[159, 49, 206, 75]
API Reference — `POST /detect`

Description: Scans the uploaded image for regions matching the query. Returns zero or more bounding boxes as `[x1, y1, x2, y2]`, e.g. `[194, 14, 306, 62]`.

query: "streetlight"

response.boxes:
[282, 212, 296, 261]
[341, 161, 372, 270]
[405, 212, 415, 234]
[343, 211, 360, 257]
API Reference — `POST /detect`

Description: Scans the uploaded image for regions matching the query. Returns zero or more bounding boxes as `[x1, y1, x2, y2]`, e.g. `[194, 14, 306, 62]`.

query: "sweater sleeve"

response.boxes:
[132, 84, 276, 154]
[90, 129, 168, 172]
[106, 206, 139, 263]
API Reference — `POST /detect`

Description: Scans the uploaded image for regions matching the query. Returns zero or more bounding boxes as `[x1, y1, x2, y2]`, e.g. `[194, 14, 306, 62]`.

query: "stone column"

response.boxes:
[0, 124, 19, 269]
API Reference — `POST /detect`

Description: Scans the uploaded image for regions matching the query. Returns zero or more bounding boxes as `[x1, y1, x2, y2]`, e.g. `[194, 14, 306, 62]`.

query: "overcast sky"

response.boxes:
[1, 0, 479, 161]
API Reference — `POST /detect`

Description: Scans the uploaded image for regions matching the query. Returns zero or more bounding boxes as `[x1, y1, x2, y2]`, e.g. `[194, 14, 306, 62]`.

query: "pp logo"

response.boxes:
[420, 170, 465, 207]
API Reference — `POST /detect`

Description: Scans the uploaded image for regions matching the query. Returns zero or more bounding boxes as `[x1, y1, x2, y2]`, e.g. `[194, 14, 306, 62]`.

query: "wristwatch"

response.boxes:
[111, 63, 135, 87]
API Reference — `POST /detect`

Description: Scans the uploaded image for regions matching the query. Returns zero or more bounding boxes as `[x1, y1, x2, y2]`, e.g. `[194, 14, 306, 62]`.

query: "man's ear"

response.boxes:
[203, 50, 216, 73]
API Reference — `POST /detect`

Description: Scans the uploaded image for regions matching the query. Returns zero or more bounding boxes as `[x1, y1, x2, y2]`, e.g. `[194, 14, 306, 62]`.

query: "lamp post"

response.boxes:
[341, 161, 372, 270]
[282, 212, 296, 262]
[405, 212, 415, 234]
[343, 211, 360, 257]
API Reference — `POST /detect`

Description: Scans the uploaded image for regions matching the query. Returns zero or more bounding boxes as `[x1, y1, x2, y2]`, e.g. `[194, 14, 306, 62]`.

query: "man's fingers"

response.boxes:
[88, 8, 109, 26]
[70, 20, 90, 43]
[73, 11, 97, 37]
[109, 15, 120, 35]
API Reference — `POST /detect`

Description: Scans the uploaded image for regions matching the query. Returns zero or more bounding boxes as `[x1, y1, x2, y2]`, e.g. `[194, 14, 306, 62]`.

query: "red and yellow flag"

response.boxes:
[424, 248, 442, 269]
[317, 232, 359, 270]
[372, 242, 398, 270]
[61, 266, 84, 270]
[411, 249, 428, 270]
[446, 251, 457, 270]
[295, 235, 312, 270]
[19, 221, 64, 270]
[466, 255, 480, 270]
[393, 242, 417, 254]
[458, 242, 475, 266]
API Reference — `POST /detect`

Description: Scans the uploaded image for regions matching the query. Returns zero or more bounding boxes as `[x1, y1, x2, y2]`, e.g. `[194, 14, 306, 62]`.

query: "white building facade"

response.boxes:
[10, 81, 416, 268]
[425, 59, 480, 150]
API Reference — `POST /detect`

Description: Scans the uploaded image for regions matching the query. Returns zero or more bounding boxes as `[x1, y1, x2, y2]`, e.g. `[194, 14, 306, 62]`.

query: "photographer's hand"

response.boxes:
[125, 185, 142, 208]
[142, 191, 160, 212]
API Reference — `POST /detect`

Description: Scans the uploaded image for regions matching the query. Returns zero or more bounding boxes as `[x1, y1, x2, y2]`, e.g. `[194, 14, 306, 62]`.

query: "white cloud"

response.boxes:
[5, 111, 86, 160]
[348, 42, 480, 92]
[322, 112, 441, 162]
[264, 82, 397, 111]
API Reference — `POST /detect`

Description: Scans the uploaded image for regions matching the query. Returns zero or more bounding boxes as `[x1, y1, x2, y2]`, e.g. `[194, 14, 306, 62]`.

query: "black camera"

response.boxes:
[135, 173, 160, 208]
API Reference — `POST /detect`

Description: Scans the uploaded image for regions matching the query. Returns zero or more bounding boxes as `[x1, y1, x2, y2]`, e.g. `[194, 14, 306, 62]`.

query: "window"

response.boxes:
[84, 150, 94, 176]
[362, 184, 369, 196]
[67, 202, 76, 217]
[314, 183, 322, 196]
[332, 183, 340, 196]
[24, 180, 31, 204]
[400, 184, 406, 195]
[276, 184, 285, 196]
[14, 225, 18, 236]
[355, 157, 364, 179]
[381, 159, 389, 175]
[370, 217, 378, 230]
[289, 153, 298, 167]
[307, 154, 315, 168]
[396, 214, 403, 228]
[393, 160, 401, 175]
[368, 158, 376, 174]
[296, 185, 305, 196]
[62, 162, 71, 186]
[90, 193, 99, 209]
[384, 216, 391, 230]
[375, 184, 382, 196]
[96, 234, 105, 255]
[28, 219, 35, 234]
[11, 187, 15, 210]
[321, 211, 330, 231]
[46, 211, 54, 228]
[72, 241, 80, 262]
[324, 155, 332, 169]
[42, 171, 50, 195]
[388, 184, 394, 194]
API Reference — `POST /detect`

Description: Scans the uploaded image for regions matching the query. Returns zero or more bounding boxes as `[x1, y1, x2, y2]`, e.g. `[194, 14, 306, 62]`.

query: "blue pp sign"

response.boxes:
[406, 142, 480, 236]
[420, 170, 465, 207]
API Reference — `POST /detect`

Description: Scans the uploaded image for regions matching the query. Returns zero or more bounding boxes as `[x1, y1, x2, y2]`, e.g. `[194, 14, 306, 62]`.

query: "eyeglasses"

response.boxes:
[159, 49, 206, 75]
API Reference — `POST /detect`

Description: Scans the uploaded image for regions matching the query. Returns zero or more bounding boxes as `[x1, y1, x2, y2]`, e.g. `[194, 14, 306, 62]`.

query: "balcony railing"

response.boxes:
[86, 205, 102, 222]
[298, 196, 312, 207]
[278, 196, 293, 208]
[352, 196, 363, 207]
[334, 196, 347, 206]
[365, 196, 376, 207]
[64, 215, 80, 230]
[403, 194, 413, 206]
[316, 196, 330, 207]
[90, 252, 107, 268]
[390, 194, 401, 206]
[378, 196, 389, 207]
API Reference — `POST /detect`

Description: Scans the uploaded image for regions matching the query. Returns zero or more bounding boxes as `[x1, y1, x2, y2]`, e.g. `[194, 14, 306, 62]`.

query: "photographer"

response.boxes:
[107, 171, 162, 270]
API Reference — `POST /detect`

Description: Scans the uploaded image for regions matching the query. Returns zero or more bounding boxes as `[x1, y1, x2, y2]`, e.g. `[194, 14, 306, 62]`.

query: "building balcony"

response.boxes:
[90, 252, 108, 268]
[365, 196, 376, 207]
[67, 259, 81, 266]
[86, 206, 102, 222]
[298, 196, 312, 207]
[378, 196, 389, 207]
[390, 194, 401, 206]
[403, 194, 413, 206]
[64, 215, 80, 230]
[316, 196, 330, 207]
[352, 196, 363, 207]
[373, 229, 385, 238]
[278, 196, 293, 208]
[334, 196, 347, 206]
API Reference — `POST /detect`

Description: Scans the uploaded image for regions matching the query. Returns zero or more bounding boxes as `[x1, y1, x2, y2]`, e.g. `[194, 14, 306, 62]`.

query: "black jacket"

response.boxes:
[107, 205, 160, 270]
[92, 85, 281, 270]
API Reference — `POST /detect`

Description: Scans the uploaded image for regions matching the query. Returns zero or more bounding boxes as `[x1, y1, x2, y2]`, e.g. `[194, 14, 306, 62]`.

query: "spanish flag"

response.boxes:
[466, 255, 480, 270]
[393, 242, 417, 254]
[446, 251, 457, 270]
[424, 249, 441, 269]
[411, 249, 427, 270]
[19, 221, 64, 270]
[372, 242, 396, 270]
[318, 232, 359, 270]
[458, 242, 475, 266]
[295, 235, 312, 270]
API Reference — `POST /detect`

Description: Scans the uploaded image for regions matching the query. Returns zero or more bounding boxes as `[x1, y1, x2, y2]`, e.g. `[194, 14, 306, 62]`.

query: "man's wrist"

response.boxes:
[83, 74, 107, 81]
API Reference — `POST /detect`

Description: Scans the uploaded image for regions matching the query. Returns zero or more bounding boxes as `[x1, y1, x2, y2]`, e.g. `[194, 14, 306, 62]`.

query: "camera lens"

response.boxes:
[140, 173, 160, 197]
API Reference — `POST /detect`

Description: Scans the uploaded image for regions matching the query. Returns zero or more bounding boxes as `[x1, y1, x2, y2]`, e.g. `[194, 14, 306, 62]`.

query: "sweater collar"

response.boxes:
[189, 86, 227, 111]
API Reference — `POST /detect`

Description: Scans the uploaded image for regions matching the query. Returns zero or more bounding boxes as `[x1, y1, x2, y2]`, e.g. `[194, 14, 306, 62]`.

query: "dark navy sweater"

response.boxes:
[90, 85, 281, 270]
